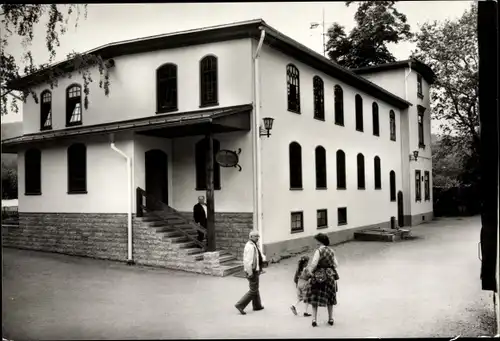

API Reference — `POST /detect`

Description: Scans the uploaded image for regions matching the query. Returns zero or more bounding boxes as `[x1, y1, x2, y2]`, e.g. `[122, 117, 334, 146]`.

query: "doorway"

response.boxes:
[397, 190, 404, 227]
[145, 149, 168, 210]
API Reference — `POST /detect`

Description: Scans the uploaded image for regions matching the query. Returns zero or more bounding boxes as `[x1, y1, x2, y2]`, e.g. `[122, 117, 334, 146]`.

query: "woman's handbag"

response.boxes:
[311, 268, 327, 286]
[333, 268, 340, 281]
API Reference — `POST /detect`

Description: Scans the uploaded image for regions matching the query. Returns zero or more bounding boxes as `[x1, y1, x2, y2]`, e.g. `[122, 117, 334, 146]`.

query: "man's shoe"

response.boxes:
[253, 306, 264, 311]
[235, 305, 246, 315]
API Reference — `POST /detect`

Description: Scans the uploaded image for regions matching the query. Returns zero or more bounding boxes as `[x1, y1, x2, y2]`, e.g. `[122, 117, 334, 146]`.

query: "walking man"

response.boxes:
[193, 196, 207, 243]
[234, 231, 265, 315]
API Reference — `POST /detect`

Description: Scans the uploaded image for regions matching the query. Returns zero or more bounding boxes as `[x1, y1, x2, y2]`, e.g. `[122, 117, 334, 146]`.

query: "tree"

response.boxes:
[411, 4, 479, 182]
[325, 1, 412, 68]
[1, 4, 112, 117]
[431, 134, 465, 188]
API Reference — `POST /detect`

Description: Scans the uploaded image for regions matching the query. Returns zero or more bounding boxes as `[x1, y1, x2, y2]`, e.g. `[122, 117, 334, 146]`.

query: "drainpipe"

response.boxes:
[110, 133, 134, 265]
[253, 27, 266, 252]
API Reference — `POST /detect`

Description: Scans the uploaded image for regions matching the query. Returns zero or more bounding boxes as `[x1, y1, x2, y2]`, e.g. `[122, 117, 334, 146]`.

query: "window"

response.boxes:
[374, 156, 381, 189]
[287, 64, 300, 113]
[66, 84, 82, 126]
[200, 55, 218, 107]
[195, 138, 221, 190]
[424, 171, 430, 201]
[338, 207, 347, 226]
[291, 211, 304, 233]
[313, 76, 325, 120]
[289, 142, 303, 189]
[417, 75, 423, 98]
[355, 94, 363, 132]
[336, 149, 346, 189]
[40, 90, 52, 130]
[67, 143, 87, 194]
[418, 105, 426, 148]
[390, 170, 396, 202]
[317, 209, 328, 229]
[25, 148, 41, 195]
[334, 85, 344, 125]
[372, 102, 379, 136]
[389, 110, 396, 141]
[157, 63, 178, 113]
[315, 146, 327, 189]
[357, 153, 365, 189]
[415, 170, 422, 201]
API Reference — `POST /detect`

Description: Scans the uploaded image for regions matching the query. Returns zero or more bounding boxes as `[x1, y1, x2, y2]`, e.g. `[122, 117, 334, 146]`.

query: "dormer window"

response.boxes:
[66, 84, 82, 127]
[417, 75, 423, 99]
[40, 90, 52, 130]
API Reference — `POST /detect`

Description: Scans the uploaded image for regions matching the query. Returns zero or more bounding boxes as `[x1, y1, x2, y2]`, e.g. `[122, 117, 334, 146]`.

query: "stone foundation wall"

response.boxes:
[178, 212, 253, 260]
[2, 213, 128, 261]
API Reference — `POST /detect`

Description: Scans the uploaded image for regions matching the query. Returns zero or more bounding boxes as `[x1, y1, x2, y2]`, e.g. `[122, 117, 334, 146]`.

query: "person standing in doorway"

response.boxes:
[234, 231, 265, 315]
[193, 196, 207, 243]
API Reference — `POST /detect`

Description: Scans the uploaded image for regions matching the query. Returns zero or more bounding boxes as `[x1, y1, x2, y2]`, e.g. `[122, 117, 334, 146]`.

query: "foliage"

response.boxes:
[325, 1, 412, 68]
[1, 4, 112, 116]
[1, 159, 17, 199]
[411, 4, 479, 172]
[431, 134, 464, 188]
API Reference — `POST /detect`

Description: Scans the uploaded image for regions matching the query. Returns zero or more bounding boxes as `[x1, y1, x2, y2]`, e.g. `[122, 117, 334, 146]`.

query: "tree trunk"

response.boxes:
[205, 129, 216, 252]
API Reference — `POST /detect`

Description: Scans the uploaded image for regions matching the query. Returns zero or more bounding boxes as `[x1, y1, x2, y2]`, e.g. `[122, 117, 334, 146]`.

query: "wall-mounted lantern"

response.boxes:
[409, 150, 419, 162]
[259, 117, 275, 138]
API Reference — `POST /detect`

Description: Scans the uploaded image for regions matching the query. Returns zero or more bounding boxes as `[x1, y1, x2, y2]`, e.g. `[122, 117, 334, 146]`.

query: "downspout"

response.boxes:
[253, 27, 266, 252]
[110, 133, 134, 265]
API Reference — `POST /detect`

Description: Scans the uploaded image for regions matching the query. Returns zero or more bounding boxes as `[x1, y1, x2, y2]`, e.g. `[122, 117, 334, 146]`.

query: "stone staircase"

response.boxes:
[133, 212, 243, 277]
[353, 227, 411, 242]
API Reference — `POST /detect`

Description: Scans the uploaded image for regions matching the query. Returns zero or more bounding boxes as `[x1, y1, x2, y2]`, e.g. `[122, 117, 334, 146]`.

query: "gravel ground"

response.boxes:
[2, 215, 496, 339]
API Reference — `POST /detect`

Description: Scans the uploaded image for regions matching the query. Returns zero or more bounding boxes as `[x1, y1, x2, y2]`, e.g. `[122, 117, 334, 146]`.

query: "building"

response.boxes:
[1, 19, 435, 275]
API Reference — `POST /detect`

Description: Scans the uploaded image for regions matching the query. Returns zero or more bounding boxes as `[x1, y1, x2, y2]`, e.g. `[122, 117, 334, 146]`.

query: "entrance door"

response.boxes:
[145, 149, 168, 210]
[397, 191, 404, 227]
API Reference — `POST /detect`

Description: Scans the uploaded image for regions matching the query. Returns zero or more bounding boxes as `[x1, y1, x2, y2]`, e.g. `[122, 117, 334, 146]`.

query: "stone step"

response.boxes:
[219, 254, 237, 264]
[221, 262, 244, 277]
[184, 248, 204, 255]
[161, 230, 197, 239]
[168, 235, 190, 243]
[175, 240, 198, 249]
[353, 228, 411, 242]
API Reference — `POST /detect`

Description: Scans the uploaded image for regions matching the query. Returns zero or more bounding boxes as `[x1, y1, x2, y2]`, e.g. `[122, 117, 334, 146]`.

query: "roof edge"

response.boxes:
[351, 59, 436, 85]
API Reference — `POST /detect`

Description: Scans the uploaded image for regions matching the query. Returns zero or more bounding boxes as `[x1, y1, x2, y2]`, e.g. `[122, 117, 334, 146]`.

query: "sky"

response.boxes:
[1, 1, 474, 125]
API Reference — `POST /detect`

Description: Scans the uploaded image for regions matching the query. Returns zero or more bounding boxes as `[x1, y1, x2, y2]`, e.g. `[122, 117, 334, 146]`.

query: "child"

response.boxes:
[290, 255, 311, 317]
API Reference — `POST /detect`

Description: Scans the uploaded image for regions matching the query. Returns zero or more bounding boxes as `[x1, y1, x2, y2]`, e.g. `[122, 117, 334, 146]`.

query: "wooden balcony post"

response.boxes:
[205, 130, 216, 251]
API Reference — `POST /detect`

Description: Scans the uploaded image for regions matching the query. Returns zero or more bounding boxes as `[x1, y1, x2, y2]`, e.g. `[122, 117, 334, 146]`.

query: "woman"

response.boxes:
[304, 233, 339, 327]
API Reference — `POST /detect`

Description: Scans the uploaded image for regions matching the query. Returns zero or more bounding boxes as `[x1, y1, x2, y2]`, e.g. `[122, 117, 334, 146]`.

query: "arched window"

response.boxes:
[289, 142, 302, 189]
[336, 149, 346, 189]
[334, 85, 344, 125]
[374, 156, 381, 189]
[390, 170, 396, 201]
[390, 110, 396, 141]
[25, 148, 41, 195]
[313, 76, 324, 120]
[200, 55, 218, 107]
[372, 102, 379, 136]
[287, 64, 300, 113]
[195, 137, 221, 190]
[40, 90, 52, 130]
[68, 143, 87, 194]
[315, 146, 327, 189]
[355, 94, 363, 132]
[357, 153, 365, 189]
[66, 84, 82, 126]
[157, 63, 178, 113]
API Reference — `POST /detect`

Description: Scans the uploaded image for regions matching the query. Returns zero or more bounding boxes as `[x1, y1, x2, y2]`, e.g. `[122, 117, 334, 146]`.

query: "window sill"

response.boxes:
[358, 187, 366, 190]
[25, 192, 41, 196]
[199, 102, 219, 109]
[288, 109, 301, 114]
[290, 187, 303, 191]
[291, 229, 304, 234]
[390, 199, 396, 202]
[390, 138, 396, 142]
[68, 190, 88, 195]
[314, 116, 325, 122]
[66, 122, 82, 127]
[337, 187, 346, 190]
[374, 187, 382, 190]
[373, 133, 380, 137]
[40, 126, 52, 131]
[317, 225, 328, 230]
[337, 222, 347, 226]
[335, 122, 344, 127]
[356, 128, 364, 133]
[417, 93, 424, 100]
[156, 107, 178, 114]
[419, 143, 426, 149]
[196, 187, 222, 191]
[316, 187, 327, 190]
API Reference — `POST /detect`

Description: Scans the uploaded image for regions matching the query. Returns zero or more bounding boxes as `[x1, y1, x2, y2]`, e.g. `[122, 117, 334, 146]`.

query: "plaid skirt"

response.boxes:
[303, 278, 337, 307]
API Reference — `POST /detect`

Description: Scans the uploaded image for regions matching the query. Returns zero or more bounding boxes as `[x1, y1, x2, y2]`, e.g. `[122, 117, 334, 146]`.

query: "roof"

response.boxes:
[351, 59, 436, 85]
[1, 104, 252, 152]
[7, 19, 411, 110]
